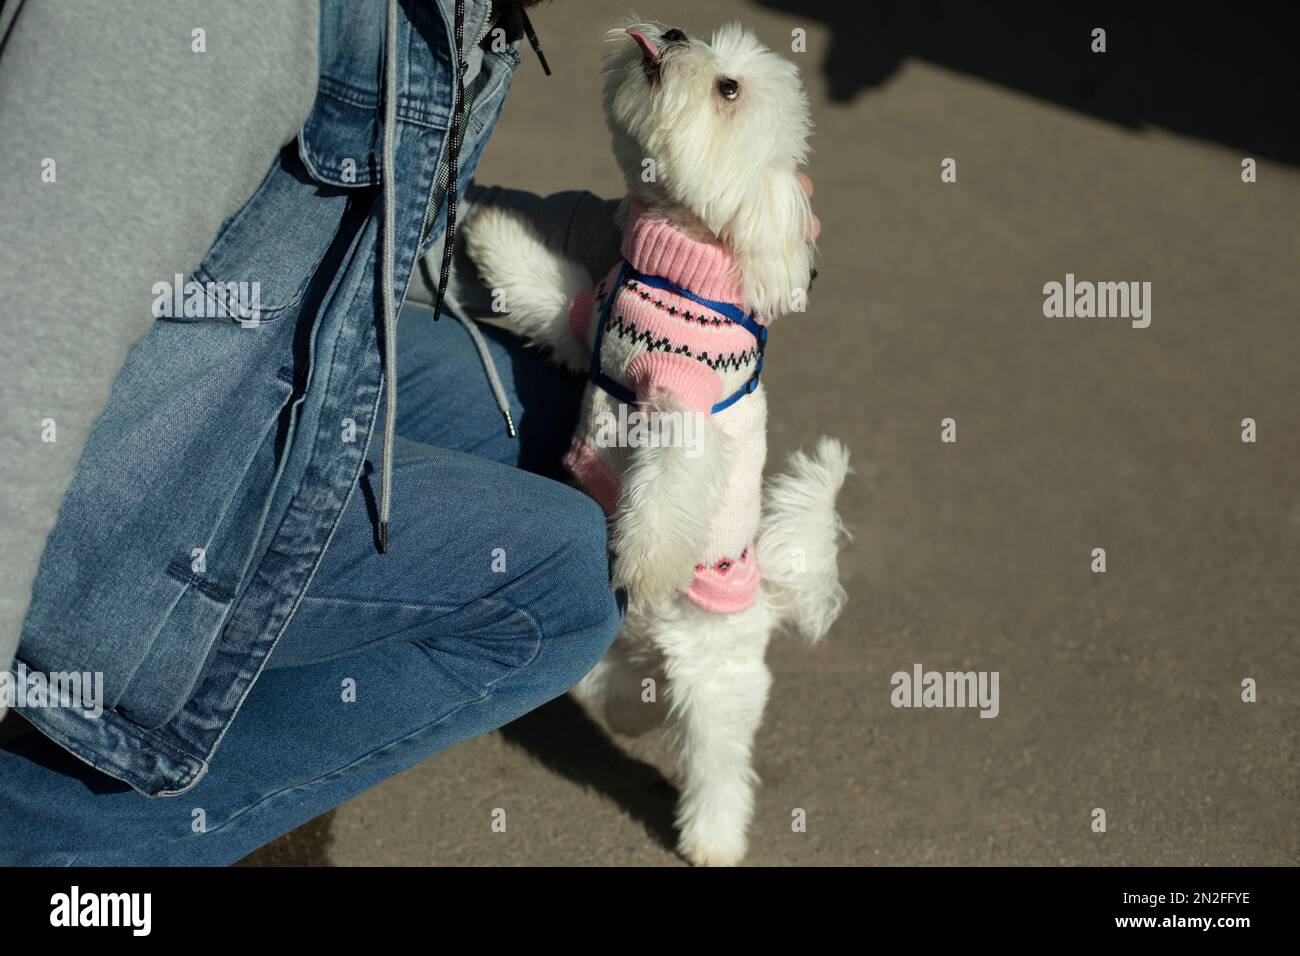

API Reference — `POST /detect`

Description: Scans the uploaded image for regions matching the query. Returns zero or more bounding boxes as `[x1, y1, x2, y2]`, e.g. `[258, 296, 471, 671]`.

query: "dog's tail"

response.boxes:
[757, 436, 851, 643]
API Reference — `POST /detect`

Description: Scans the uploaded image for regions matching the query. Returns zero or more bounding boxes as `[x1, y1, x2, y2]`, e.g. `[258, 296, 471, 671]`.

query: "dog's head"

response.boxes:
[604, 21, 815, 320]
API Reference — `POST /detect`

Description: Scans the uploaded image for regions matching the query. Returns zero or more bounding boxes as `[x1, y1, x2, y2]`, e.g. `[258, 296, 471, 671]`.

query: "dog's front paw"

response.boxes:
[678, 819, 749, 867]
[461, 205, 517, 294]
[460, 205, 591, 372]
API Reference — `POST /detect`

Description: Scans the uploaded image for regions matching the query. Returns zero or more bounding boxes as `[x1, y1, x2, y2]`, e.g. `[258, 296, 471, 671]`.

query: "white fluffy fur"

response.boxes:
[462, 204, 592, 373]
[758, 437, 852, 642]
[603, 20, 816, 319]
[610, 391, 735, 607]
[643, 596, 775, 866]
[464, 21, 849, 866]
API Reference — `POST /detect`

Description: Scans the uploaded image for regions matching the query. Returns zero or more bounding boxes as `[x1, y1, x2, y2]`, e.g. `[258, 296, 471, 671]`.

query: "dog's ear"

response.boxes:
[725, 166, 815, 321]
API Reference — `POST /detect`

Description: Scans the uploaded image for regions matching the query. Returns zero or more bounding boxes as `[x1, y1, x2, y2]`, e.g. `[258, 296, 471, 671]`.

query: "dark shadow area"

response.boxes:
[358, 458, 383, 553]
[0, 715, 133, 796]
[483, 321, 587, 481]
[755, 0, 1300, 164]
[275, 141, 369, 465]
[0, 710, 33, 746]
[235, 810, 338, 866]
[233, 694, 670, 866]
[498, 694, 682, 855]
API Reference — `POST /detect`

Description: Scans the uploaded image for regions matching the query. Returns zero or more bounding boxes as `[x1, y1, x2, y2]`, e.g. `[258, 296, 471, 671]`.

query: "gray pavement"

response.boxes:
[241, 1, 1300, 865]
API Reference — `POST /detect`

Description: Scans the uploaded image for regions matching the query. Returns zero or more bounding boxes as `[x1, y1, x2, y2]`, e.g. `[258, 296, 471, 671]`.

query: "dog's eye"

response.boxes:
[717, 77, 740, 101]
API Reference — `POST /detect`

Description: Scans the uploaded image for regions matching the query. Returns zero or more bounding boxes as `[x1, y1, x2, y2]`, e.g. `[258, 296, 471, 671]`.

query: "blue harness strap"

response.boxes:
[587, 262, 767, 415]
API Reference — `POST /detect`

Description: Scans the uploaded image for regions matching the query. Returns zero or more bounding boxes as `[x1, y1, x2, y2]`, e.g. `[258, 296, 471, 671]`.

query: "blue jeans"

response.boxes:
[0, 303, 622, 865]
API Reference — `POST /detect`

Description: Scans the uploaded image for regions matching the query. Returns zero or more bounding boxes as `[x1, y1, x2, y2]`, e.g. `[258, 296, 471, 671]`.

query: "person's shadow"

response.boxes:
[756, 0, 1300, 165]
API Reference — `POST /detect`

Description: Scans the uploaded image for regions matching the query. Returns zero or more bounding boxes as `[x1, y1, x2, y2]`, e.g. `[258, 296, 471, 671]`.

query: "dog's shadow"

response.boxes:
[498, 694, 681, 855]
[482, 328, 681, 856]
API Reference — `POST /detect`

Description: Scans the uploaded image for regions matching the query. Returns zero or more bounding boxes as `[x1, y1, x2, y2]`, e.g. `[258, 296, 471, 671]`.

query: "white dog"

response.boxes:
[465, 20, 850, 866]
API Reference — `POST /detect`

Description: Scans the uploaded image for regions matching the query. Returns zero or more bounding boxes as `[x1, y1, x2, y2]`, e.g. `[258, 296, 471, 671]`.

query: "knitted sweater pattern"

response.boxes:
[564, 205, 767, 613]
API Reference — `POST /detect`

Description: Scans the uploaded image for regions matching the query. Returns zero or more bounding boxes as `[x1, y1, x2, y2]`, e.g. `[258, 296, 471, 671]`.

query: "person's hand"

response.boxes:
[796, 172, 822, 241]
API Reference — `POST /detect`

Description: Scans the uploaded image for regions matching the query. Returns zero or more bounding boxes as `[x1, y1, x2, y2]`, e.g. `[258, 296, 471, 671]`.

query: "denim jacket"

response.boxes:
[14, 0, 519, 795]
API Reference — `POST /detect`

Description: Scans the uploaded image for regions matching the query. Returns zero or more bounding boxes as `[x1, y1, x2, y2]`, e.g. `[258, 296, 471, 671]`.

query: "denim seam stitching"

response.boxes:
[313, 79, 449, 131]
[163, 560, 236, 603]
[183, 254, 386, 797]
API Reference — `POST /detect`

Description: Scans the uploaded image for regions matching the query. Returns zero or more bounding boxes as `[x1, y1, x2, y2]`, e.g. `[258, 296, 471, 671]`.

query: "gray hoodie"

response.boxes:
[0, 0, 318, 722]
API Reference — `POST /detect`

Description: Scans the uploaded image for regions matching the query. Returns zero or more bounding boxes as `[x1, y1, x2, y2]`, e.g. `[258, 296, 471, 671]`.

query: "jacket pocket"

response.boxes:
[183, 144, 350, 324]
[113, 357, 298, 731]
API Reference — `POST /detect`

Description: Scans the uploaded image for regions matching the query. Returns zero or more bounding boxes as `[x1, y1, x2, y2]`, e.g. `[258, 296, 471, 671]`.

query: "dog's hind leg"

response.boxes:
[657, 600, 774, 866]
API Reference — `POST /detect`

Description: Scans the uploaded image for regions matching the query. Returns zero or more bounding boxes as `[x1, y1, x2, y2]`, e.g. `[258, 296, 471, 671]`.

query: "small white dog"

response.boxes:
[465, 20, 850, 866]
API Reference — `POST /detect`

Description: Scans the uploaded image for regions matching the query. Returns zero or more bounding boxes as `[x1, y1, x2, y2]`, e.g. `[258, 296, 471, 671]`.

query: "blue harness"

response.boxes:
[588, 261, 767, 415]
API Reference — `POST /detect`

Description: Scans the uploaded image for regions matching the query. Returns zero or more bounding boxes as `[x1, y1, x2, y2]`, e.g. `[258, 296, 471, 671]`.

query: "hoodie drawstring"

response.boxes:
[380, 0, 550, 552]
[378, 0, 401, 554]
[379, 0, 468, 554]
[452, 310, 516, 436]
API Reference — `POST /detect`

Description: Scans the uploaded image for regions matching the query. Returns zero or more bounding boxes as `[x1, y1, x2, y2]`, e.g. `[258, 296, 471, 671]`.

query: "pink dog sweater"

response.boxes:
[564, 203, 768, 613]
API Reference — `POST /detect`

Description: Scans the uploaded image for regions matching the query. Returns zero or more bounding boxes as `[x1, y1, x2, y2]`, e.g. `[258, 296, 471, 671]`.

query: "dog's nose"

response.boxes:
[661, 28, 687, 44]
